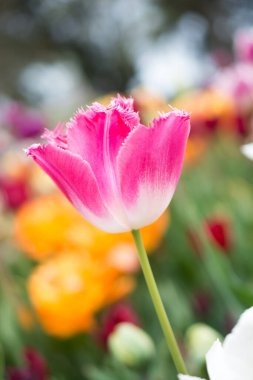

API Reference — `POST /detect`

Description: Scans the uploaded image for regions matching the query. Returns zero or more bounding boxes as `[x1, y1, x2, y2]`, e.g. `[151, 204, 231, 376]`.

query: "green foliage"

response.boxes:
[2, 137, 253, 379]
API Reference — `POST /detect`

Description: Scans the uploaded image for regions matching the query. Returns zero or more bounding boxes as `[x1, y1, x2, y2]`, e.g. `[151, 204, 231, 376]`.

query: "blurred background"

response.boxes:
[1, 1, 253, 380]
[1, 0, 253, 104]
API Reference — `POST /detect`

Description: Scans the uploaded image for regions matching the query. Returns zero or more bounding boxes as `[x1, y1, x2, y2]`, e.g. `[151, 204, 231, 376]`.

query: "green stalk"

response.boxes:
[131, 229, 187, 375]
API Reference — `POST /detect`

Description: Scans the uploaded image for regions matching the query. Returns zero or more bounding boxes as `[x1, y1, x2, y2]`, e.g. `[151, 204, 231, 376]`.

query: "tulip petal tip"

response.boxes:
[24, 144, 41, 157]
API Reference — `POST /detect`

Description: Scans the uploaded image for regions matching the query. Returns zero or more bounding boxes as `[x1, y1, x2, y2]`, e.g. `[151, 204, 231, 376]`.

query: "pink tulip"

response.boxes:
[234, 28, 253, 63]
[26, 96, 190, 233]
[212, 63, 253, 111]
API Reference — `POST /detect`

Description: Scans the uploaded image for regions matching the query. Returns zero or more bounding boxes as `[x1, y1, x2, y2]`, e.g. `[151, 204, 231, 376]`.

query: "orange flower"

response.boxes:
[14, 193, 169, 267]
[28, 252, 135, 337]
[173, 88, 236, 135]
[172, 88, 237, 165]
[184, 136, 207, 165]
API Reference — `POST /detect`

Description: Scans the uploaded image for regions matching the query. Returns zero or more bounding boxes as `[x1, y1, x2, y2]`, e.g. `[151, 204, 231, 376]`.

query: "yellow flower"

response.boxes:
[28, 252, 135, 337]
[14, 193, 169, 266]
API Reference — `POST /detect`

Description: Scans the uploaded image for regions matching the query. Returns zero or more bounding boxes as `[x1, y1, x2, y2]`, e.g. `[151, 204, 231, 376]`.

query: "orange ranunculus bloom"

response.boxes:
[173, 88, 237, 165]
[14, 193, 169, 266]
[173, 88, 236, 135]
[28, 252, 135, 337]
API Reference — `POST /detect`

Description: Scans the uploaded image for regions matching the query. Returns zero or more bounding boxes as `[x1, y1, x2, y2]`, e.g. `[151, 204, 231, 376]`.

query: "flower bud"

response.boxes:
[97, 303, 140, 348]
[108, 322, 155, 367]
[185, 323, 222, 365]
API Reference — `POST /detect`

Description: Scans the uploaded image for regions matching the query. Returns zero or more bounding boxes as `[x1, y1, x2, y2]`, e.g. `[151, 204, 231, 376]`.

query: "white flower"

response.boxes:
[178, 307, 253, 380]
[241, 143, 253, 160]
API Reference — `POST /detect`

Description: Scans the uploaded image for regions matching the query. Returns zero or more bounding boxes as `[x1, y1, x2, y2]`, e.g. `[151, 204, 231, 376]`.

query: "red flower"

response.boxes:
[7, 349, 47, 380]
[188, 217, 232, 257]
[97, 303, 140, 348]
[205, 217, 232, 253]
[192, 291, 212, 318]
[0, 176, 30, 210]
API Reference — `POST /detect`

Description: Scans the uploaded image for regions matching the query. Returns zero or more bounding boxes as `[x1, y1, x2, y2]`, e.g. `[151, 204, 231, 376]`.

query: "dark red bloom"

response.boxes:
[7, 349, 47, 380]
[97, 303, 140, 348]
[205, 217, 232, 253]
[234, 113, 248, 136]
[192, 291, 212, 318]
[0, 176, 30, 210]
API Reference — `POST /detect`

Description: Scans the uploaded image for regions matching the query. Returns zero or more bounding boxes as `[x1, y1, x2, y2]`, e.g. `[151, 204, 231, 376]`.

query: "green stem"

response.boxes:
[131, 229, 187, 375]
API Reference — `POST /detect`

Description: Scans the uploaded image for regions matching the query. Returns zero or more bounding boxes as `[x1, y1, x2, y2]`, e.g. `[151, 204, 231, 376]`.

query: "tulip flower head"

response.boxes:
[178, 307, 253, 380]
[26, 96, 190, 233]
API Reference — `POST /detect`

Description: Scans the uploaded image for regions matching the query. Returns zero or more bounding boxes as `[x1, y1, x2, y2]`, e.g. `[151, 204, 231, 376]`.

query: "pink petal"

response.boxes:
[67, 96, 139, 182]
[86, 95, 139, 128]
[117, 110, 190, 229]
[26, 144, 128, 232]
[66, 96, 139, 225]
[42, 123, 67, 149]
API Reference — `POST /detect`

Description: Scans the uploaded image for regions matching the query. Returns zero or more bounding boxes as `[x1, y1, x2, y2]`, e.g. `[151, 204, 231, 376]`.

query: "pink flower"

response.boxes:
[26, 96, 190, 233]
[5, 103, 46, 139]
[0, 175, 30, 210]
[234, 28, 253, 63]
[212, 63, 253, 111]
